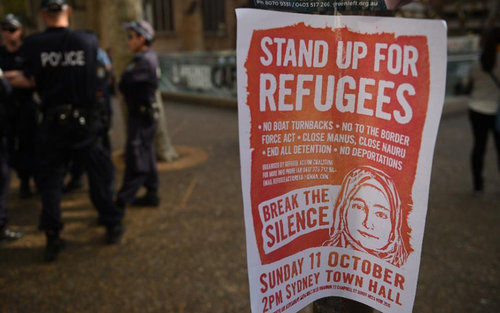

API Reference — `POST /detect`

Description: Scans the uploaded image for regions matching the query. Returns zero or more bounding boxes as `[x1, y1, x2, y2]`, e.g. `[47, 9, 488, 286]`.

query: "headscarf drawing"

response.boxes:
[324, 166, 409, 267]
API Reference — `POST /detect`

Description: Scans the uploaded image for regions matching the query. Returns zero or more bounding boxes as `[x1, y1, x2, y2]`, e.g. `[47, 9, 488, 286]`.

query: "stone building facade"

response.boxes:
[16, 0, 252, 54]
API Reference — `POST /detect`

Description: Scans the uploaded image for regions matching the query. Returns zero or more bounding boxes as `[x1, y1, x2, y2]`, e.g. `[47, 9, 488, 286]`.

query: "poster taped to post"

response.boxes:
[237, 9, 446, 313]
[253, 0, 416, 12]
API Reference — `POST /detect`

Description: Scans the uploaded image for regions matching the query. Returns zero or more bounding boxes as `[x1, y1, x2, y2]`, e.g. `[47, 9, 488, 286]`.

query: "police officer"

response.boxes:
[0, 14, 37, 198]
[0, 68, 24, 242]
[468, 26, 500, 192]
[63, 45, 114, 193]
[115, 20, 160, 209]
[9, 0, 124, 261]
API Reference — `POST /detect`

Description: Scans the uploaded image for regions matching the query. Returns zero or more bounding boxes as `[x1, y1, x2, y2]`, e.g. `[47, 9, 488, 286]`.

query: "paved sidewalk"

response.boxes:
[0, 96, 498, 312]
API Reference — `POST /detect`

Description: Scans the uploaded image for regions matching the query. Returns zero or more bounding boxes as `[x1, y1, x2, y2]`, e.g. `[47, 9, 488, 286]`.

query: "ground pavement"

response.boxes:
[0, 97, 498, 312]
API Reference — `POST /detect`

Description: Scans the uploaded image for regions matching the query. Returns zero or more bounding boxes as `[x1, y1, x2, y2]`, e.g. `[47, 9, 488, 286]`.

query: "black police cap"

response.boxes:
[41, 0, 67, 12]
[0, 14, 22, 29]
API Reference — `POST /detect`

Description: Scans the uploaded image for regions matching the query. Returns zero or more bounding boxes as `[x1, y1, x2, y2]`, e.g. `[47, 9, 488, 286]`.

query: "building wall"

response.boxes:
[56, 0, 251, 54]
[5, 0, 499, 42]
[150, 0, 251, 53]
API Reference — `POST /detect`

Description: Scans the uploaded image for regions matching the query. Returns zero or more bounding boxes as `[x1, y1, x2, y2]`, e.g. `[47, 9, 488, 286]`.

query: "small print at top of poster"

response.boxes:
[253, 0, 416, 12]
[237, 8, 446, 313]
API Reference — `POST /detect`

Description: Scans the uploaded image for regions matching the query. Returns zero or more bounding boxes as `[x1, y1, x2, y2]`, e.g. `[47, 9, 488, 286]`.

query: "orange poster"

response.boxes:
[237, 9, 447, 313]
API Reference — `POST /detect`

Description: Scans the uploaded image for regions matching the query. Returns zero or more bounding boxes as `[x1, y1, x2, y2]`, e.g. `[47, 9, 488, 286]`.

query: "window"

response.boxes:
[202, 0, 226, 35]
[144, 0, 175, 32]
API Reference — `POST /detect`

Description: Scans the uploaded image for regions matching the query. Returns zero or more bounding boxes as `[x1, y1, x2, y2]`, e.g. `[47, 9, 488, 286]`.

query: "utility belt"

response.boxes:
[41, 104, 90, 126]
[131, 103, 160, 121]
[39, 104, 98, 148]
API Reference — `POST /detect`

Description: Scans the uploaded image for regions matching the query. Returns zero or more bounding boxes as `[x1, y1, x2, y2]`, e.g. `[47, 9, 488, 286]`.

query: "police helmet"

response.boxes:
[41, 0, 68, 12]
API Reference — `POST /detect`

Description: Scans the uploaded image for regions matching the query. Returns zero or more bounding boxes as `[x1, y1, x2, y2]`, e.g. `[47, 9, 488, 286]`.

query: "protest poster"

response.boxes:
[236, 8, 446, 313]
[253, 0, 416, 12]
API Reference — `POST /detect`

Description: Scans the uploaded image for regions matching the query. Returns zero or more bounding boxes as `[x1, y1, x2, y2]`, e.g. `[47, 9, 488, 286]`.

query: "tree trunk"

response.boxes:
[155, 90, 179, 162]
[180, 0, 204, 51]
[97, 0, 142, 75]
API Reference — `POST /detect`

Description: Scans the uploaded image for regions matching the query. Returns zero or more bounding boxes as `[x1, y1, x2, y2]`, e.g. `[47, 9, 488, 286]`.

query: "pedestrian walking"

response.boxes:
[468, 27, 500, 193]
[0, 14, 37, 198]
[115, 20, 161, 210]
[0, 68, 24, 242]
[7, 0, 124, 261]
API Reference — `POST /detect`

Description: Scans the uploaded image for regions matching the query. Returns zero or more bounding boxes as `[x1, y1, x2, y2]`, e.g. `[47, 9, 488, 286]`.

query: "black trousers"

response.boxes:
[468, 109, 500, 190]
[116, 116, 158, 205]
[0, 137, 10, 228]
[66, 110, 112, 182]
[7, 97, 37, 182]
[35, 122, 123, 232]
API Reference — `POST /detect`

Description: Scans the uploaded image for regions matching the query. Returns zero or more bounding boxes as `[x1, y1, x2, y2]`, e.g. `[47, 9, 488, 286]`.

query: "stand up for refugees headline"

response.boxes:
[256, 36, 420, 125]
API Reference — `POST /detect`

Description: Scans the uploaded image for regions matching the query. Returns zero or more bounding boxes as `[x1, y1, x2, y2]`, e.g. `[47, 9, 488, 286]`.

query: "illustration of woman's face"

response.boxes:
[346, 184, 392, 250]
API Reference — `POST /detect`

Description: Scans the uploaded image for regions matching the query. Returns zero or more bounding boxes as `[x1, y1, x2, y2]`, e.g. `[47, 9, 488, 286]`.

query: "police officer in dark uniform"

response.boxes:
[0, 68, 24, 242]
[9, 0, 124, 261]
[115, 21, 160, 209]
[63, 45, 114, 193]
[0, 14, 37, 198]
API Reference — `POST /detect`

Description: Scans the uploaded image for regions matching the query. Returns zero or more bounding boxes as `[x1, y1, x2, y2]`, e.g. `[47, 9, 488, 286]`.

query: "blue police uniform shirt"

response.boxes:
[119, 48, 159, 110]
[97, 48, 111, 68]
[96, 48, 110, 92]
[19, 27, 98, 108]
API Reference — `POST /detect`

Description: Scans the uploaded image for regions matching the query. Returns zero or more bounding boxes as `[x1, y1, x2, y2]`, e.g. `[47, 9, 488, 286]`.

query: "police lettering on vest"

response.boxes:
[20, 28, 98, 107]
[40, 50, 85, 67]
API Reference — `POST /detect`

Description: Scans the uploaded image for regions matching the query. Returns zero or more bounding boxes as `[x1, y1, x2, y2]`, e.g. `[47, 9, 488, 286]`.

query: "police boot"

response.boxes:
[131, 191, 160, 207]
[19, 179, 33, 199]
[0, 226, 24, 242]
[97, 200, 126, 227]
[44, 230, 66, 262]
[106, 222, 124, 245]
